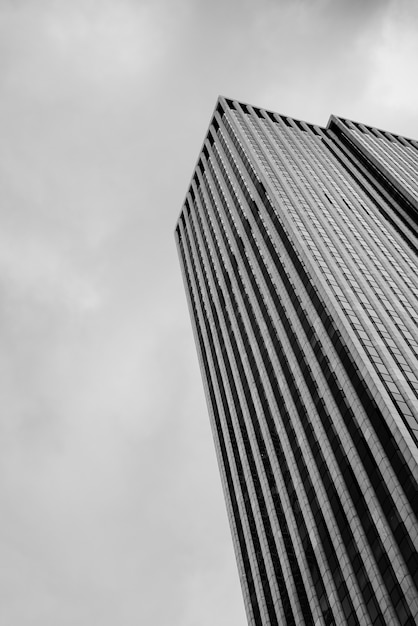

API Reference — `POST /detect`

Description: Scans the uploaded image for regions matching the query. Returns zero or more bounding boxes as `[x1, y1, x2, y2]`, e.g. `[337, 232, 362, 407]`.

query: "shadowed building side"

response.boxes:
[175, 97, 418, 626]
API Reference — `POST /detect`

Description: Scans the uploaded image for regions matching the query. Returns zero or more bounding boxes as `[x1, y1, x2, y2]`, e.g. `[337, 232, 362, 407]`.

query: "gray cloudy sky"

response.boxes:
[0, 1, 417, 624]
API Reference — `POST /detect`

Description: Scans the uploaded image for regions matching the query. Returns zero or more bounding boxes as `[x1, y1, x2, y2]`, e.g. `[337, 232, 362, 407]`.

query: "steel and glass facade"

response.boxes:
[175, 97, 418, 626]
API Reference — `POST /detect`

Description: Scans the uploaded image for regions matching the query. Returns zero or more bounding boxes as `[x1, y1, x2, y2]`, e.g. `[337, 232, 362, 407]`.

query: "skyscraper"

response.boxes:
[175, 97, 418, 625]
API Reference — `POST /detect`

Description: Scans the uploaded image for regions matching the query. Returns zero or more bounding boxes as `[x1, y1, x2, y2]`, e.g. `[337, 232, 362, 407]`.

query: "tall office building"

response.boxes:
[175, 97, 418, 625]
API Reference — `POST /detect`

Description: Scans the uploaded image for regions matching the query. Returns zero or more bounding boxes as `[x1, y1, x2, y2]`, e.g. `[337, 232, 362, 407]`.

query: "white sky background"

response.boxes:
[0, 0, 417, 624]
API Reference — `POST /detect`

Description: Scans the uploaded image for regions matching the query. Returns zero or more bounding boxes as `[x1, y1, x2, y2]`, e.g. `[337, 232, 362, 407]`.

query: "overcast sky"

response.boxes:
[0, 1, 417, 625]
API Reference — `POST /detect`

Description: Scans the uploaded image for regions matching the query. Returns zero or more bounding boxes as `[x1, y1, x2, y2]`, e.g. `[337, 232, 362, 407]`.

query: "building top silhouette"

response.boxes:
[175, 97, 418, 625]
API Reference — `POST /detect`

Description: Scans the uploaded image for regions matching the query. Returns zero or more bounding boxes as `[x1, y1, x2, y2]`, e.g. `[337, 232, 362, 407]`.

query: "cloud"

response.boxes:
[0, 229, 100, 311]
[45, 1, 165, 82]
[0, 0, 166, 99]
[364, 0, 418, 134]
[245, 0, 418, 128]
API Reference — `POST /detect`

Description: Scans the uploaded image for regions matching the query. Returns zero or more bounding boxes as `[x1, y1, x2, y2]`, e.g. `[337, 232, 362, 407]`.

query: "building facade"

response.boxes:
[175, 97, 418, 626]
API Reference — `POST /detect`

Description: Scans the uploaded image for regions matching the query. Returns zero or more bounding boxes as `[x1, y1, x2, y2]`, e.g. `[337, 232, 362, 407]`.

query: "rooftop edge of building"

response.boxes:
[175, 96, 418, 231]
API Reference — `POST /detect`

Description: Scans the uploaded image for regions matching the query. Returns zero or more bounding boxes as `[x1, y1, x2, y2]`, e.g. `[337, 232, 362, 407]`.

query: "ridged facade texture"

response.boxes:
[175, 97, 418, 626]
